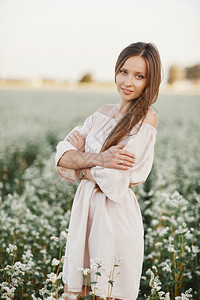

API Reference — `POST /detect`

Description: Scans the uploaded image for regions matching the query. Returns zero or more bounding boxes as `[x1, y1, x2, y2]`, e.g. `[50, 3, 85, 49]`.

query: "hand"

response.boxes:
[99, 144, 136, 170]
[67, 130, 85, 152]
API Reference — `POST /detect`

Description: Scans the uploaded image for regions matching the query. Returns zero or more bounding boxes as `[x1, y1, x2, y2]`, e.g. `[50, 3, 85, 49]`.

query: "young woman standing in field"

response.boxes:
[55, 42, 162, 300]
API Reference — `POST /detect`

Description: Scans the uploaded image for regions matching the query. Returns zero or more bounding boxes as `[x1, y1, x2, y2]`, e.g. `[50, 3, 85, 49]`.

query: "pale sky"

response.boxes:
[0, 0, 200, 82]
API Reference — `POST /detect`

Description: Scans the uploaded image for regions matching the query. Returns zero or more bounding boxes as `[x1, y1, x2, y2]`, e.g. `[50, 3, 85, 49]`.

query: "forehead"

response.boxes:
[122, 56, 147, 73]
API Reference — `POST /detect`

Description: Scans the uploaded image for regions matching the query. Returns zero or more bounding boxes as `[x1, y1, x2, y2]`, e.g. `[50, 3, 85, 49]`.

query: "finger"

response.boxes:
[74, 130, 84, 138]
[113, 164, 131, 170]
[120, 150, 136, 159]
[67, 135, 76, 143]
[77, 132, 84, 138]
[70, 133, 79, 141]
[117, 158, 135, 168]
[74, 131, 85, 141]
[119, 154, 136, 163]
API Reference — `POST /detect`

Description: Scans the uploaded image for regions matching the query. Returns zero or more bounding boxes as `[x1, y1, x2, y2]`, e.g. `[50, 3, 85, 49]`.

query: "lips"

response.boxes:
[121, 87, 134, 94]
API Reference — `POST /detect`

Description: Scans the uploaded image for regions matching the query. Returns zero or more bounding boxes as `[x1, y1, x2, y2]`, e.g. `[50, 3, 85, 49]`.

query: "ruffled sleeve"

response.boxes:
[90, 123, 156, 204]
[55, 113, 95, 182]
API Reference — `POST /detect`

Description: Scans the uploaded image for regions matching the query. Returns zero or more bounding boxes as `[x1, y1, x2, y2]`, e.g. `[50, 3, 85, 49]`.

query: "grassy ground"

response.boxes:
[0, 90, 199, 299]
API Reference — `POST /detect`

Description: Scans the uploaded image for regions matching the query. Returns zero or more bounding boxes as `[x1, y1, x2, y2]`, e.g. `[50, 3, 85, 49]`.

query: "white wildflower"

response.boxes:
[114, 255, 124, 262]
[158, 291, 165, 298]
[175, 287, 193, 299]
[152, 265, 157, 272]
[146, 253, 153, 259]
[185, 230, 194, 241]
[22, 249, 33, 261]
[175, 295, 187, 299]
[146, 267, 161, 292]
[161, 216, 170, 221]
[152, 219, 159, 226]
[163, 264, 172, 273]
[90, 262, 98, 271]
[50, 236, 59, 242]
[6, 244, 17, 254]
[60, 230, 71, 240]
[196, 271, 200, 276]
[90, 258, 104, 270]
[40, 248, 47, 254]
[164, 292, 170, 300]
[39, 287, 49, 296]
[77, 267, 91, 275]
[168, 244, 176, 253]
[185, 245, 191, 253]
[51, 258, 60, 266]
[146, 268, 153, 276]
[191, 245, 199, 254]
[1, 284, 16, 297]
[46, 272, 61, 284]
[159, 261, 172, 273]
[32, 294, 42, 300]
[175, 225, 188, 234]
[158, 227, 169, 237]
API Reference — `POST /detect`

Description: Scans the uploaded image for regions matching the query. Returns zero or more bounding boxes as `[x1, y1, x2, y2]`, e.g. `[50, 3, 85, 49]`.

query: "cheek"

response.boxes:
[115, 74, 120, 83]
[137, 80, 147, 92]
[115, 74, 122, 88]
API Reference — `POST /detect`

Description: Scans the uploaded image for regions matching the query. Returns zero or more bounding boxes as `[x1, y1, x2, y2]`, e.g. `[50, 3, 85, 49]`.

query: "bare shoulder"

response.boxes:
[144, 107, 158, 129]
[97, 104, 116, 115]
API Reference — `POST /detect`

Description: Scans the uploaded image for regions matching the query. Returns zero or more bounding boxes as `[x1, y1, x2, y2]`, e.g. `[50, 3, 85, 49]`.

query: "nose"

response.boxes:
[124, 75, 133, 87]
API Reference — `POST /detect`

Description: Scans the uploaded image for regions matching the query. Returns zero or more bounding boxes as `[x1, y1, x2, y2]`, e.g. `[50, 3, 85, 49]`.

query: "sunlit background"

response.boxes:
[0, 0, 200, 84]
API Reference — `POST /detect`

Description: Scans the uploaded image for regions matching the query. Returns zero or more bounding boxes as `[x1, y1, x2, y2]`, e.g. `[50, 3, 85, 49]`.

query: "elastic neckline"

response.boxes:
[94, 111, 157, 134]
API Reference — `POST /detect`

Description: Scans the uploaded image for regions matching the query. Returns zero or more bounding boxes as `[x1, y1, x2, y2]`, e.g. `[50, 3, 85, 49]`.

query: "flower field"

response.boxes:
[0, 90, 199, 299]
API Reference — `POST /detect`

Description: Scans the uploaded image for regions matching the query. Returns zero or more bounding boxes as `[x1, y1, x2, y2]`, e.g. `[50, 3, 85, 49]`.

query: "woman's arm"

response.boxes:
[58, 144, 136, 170]
[58, 130, 135, 170]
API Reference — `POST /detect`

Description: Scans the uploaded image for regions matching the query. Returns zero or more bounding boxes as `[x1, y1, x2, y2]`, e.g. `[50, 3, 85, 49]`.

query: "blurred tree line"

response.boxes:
[79, 73, 94, 83]
[168, 63, 200, 84]
[79, 66, 200, 85]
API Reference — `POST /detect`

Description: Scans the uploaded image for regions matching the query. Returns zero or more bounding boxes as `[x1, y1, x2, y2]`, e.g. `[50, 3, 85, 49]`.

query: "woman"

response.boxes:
[55, 42, 162, 299]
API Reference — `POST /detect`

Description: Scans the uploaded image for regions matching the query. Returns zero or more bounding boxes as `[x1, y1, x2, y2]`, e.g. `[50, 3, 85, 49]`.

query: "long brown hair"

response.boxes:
[100, 42, 162, 152]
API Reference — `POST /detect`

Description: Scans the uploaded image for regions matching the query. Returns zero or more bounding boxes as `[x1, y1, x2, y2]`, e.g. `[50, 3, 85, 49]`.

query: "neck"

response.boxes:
[117, 101, 131, 116]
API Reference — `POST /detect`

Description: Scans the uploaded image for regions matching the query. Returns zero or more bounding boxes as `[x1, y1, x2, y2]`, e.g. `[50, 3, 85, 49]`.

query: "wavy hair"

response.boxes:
[100, 42, 162, 152]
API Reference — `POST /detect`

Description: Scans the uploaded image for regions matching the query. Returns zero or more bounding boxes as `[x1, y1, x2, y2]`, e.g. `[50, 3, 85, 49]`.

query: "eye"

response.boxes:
[120, 69, 127, 75]
[136, 74, 145, 79]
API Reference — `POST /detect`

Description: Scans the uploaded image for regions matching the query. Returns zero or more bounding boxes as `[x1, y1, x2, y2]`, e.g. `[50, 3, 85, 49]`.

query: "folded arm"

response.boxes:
[57, 130, 135, 182]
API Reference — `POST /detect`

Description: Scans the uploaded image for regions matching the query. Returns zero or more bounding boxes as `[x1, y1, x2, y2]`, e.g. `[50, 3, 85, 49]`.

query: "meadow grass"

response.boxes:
[0, 90, 199, 299]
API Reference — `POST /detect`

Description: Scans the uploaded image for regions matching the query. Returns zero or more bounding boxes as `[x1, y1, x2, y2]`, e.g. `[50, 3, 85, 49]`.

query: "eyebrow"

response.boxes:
[121, 67, 146, 75]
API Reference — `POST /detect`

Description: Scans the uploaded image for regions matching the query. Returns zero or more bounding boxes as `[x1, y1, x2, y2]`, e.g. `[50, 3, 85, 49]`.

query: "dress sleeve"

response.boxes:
[90, 124, 156, 204]
[55, 113, 95, 182]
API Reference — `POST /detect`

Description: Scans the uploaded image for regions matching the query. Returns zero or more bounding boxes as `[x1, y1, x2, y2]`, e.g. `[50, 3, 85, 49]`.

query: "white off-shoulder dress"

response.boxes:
[55, 108, 157, 300]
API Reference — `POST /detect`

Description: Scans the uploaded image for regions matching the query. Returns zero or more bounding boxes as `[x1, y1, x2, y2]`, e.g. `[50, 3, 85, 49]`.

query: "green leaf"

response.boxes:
[95, 271, 101, 276]
[85, 295, 93, 300]
[90, 281, 97, 284]
[108, 280, 114, 286]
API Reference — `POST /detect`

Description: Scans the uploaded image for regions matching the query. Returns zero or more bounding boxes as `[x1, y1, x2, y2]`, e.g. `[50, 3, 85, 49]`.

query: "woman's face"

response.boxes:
[115, 55, 147, 103]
